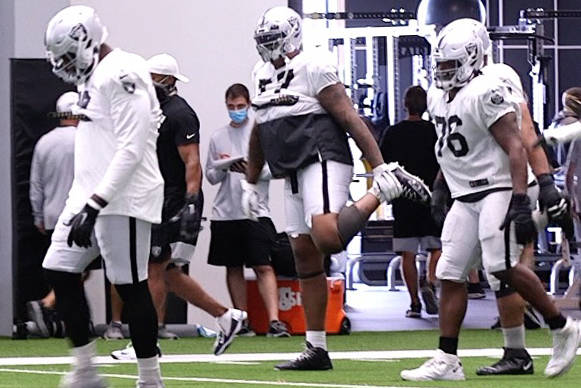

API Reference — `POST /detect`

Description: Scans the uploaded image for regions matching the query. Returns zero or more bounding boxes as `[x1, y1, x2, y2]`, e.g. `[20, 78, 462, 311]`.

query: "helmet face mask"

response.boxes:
[254, 7, 302, 63]
[45, 6, 106, 85]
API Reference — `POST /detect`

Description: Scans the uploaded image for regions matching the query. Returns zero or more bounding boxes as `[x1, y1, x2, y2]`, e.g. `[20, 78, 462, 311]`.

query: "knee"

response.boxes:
[311, 231, 343, 255]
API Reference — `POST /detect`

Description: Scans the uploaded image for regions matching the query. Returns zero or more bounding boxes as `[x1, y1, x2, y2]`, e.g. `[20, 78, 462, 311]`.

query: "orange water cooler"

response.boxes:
[246, 277, 350, 335]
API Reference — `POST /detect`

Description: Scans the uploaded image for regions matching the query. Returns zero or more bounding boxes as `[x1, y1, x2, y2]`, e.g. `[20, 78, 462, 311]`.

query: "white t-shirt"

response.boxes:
[427, 73, 522, 198]
[65, 49, 164, 223]
[205, 115, 271, 220]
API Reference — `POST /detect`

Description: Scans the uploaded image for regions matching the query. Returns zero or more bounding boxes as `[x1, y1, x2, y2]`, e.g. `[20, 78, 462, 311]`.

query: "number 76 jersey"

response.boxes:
[427, 73, 522, 199]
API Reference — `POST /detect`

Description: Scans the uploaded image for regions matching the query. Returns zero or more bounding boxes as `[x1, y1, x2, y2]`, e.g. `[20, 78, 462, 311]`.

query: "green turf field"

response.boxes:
[0, 330, 579, 387]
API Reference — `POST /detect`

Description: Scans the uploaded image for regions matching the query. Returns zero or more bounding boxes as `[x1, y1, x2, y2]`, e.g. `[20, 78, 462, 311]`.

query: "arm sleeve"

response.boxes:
[171, 103, 200, 147]
[29, 144, 44, 225]
[93, 72, 153, 202]
[308, 51, 341, 96]
[205, 135, 227, 185]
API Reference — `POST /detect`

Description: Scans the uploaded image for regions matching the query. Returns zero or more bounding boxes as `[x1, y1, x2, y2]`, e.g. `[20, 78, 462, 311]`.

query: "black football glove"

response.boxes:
[500, 193, 537, 245]
[66, 196, 105, 248]
[537, 174, 575, 240]
[430, 175, 451, 230]
[178, 193, 202, 244]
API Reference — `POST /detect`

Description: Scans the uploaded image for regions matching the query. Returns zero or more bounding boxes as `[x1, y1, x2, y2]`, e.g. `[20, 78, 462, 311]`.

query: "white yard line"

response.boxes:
[0, 368, 423, 388]
[0, 347, 579, 366]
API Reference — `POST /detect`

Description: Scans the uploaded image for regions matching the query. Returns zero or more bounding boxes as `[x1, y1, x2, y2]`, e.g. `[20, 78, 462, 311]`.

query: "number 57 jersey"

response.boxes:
[427, 73, 521, 199]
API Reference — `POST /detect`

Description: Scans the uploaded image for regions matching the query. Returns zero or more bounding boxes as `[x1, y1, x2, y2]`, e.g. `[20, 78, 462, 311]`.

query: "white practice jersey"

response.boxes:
[252, 49, 339, 124]
[66, 49, 164, 223]
[482, 63, 526, 104]
[427, 73, 522, 198]
[251, 50, 352, 178]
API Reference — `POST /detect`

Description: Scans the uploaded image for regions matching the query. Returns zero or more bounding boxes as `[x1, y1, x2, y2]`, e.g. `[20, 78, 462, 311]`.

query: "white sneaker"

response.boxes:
[545, 317, 581, 377]
[111, 343, 162, 361]
[103, 322, 124, 340]
[400, 349, 465, 381]
[59, 366, 107, 388]
[214, 309, 247, 355]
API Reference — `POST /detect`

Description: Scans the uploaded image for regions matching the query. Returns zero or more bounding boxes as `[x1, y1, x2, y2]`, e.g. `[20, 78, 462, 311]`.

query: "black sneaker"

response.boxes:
[476, 347, 534, 375]
[237, 319, 256, 337]
[420, 284, 439, 315]
[267, 320, 291, 337]
[388, 162, 431, 204]
[524, 305, 542, 329]
[490, 316, 501, 330]
[275, 342, 333, 371]
[467, 282, 486, 299]
[405, 303, 421, 318]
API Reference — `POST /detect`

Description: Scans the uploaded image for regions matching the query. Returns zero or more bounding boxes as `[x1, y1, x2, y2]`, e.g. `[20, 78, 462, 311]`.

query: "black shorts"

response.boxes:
[208, 217, 276, 268]
[150, 191, 204, 263]
[391, 198, 441, 238]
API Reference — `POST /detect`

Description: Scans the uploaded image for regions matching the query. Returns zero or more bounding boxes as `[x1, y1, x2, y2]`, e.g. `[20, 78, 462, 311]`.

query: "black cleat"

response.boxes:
[405, 302, 421, 318]
[388, 162, 431, 204]
[275, 342, 333, 371]
[476, 347, 534, 375]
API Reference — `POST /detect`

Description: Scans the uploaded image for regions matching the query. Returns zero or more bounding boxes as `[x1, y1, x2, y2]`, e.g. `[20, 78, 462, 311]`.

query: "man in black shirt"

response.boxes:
[110, 54, 246, 358]
[380, 85, 441, 318]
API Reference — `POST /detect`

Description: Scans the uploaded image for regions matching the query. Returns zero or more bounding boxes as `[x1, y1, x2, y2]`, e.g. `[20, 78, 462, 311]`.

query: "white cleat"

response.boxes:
[545, 317, 581, 378]
[400, 349, 465, 381]
[111, 343, 162, 361]
[59, 366, 107, 388]
[214, 308, 247, 355]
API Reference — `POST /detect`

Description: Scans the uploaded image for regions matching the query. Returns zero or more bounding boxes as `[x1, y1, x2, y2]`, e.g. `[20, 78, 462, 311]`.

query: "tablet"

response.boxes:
[213, 155, 245, 170]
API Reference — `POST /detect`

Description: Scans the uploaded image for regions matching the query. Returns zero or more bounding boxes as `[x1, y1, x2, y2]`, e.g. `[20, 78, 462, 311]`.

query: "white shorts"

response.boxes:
[485, 184, 540, 291]
[284, 161, 353, 235]
[43, 212, 151, 285]
[436, 190, 522, 284]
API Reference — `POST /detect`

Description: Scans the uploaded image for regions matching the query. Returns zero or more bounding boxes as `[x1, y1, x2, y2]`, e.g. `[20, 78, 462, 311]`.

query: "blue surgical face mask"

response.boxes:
[228, 107, 248, 124]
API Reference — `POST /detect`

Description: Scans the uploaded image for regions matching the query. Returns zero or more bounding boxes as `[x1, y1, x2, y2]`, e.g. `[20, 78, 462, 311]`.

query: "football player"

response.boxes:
[43, 6, 164, 387]
[401, 20, 580, 381]
[244, 6, 431, 370]
[431, 18, 574, 376]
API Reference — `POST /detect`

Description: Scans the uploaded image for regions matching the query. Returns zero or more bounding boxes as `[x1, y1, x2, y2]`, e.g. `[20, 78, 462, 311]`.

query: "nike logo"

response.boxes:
[523, 361, 532, 370]
[186, 133, 195, 139]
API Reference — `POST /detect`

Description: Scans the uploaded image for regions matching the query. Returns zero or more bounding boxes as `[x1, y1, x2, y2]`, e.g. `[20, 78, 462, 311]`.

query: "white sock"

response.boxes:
[502, 325, 525, 349]
[137, 356, 161, 383]
[306, 331, 327, 350]
[72, 341, 95, 370]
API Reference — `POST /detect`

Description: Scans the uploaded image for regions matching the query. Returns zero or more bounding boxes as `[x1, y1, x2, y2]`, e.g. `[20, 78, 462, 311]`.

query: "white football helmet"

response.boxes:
[432, 20, 484, 91]
[45, 5, 107, 85]
[254, 6, 302, 62]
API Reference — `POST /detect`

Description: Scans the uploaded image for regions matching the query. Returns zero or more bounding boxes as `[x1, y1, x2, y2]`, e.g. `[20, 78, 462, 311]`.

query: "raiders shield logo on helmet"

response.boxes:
[490, 89, 504, 105]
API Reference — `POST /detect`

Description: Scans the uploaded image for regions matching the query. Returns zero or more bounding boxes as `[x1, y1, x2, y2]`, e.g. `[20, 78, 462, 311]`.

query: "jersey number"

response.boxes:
[435, 115, 469, 157]
[258, 69, 295, 94]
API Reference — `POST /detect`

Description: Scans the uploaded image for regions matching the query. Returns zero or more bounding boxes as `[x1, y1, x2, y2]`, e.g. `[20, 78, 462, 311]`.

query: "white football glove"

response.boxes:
[538, 120, 581, 146]
[368, 163, 403, 203]
[241, 179, 260, 221]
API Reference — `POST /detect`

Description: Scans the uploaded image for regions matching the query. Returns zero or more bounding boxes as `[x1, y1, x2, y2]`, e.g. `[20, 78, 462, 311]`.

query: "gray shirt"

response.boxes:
[206, 116, 271, 220]
[29, 126, 75, 230]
